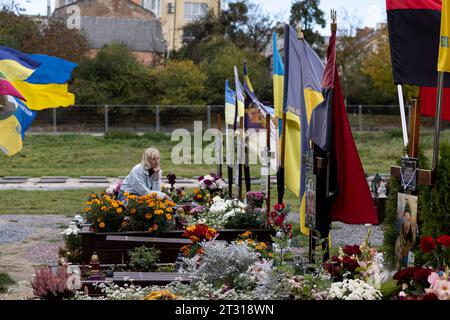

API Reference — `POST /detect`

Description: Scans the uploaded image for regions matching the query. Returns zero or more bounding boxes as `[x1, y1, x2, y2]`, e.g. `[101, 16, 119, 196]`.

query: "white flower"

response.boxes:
[346, 293, 362, 300]
[212, 196, 223, 204]
[67, 274, 82, 290]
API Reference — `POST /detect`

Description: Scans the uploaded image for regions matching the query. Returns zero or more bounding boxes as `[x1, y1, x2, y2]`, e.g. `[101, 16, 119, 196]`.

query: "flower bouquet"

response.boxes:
[198, 174, 227, 198]
[267, 203, 292, 235]
[181, 223, 218, 258]
[83, 193, 128, 232]
[192, 187, 208, 204]
[82, 192, 177, 234]
[125, 193, 177, 235]
[246, 191, 265, 209]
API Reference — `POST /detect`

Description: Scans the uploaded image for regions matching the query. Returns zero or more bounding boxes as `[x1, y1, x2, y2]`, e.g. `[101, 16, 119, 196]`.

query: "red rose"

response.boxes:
[413, 268, 432, 283]
[331, 256, 341, 264]
[436, 235, 450, 248]
[394, 267, 416, 283]
[274, 204, 283, 212]
[419, 236, 437, 253]
[343, 245, 362, 256]
[274, 215, 284, 227]
[341, 256, 359, 272]
[421, 293, 439, 300]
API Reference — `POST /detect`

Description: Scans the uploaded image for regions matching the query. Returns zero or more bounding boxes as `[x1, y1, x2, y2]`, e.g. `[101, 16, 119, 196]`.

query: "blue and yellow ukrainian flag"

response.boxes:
[234, 66, 245, 122]
[225, 79, 236, 125]
[0, 46, 40, 81]
[0, 96, 36, 156]
[273, 32, 284, 120]
[438, 0, 450, 72]
[10, 81, 75, 110]
[284, 25, 324, 235]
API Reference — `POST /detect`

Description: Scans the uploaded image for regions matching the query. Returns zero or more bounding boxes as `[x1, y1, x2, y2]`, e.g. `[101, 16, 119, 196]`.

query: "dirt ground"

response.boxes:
[0, 215, 71, 300]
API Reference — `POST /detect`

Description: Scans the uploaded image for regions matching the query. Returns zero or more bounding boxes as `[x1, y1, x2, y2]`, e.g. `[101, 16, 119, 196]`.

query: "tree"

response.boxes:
[289, 0, 326, 49]
[179, 0, 275, 56]
[0, 10, 88, 63]
[199, 38, 271, 104]
[361, 27, 418, 104]
[335, 10, 378, 104]
[0, 10, 42, 51]
[71, 43, 157, 105]
[150, 60, 207, 105]
[31, 18, 89, 63]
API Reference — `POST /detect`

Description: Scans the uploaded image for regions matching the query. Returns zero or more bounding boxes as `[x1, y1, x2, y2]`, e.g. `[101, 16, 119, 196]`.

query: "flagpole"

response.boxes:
[239, 117, 244, 200]
[217, 113, 223, 178]
[277, 112, 286, 204]
[243, 61, 252, 194]
[397, 84, 409, 156]
[432, 72, 445, 171]
[226, 123, 233, 198]
[266, 113, 271, 213]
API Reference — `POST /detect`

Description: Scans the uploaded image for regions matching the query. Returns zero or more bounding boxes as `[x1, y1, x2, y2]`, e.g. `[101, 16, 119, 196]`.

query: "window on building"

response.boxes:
[142, 0, 161, 17]
[184, 2, 208, 22]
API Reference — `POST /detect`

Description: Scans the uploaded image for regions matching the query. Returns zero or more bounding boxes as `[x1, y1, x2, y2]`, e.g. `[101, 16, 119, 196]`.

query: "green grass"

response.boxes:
[0, 132, 262, 178]
[0, 273, 15, 293]
[1, 130, 449, 177]
[0, 189, 102, 215]
[1, 130, 449, 216]
[0, 186, 301, 216]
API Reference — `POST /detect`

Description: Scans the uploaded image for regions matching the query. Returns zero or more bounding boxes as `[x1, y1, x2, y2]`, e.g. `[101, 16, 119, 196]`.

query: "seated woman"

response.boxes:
[118, 147, 167, 201]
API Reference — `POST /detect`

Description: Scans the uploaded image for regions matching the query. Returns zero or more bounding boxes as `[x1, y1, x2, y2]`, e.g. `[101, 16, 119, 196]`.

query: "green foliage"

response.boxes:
[128, 246, 161, 272]
[361, 27, 418, 104]
[180, 1, 275, 55]
[415, 143, 450, 266]
[199, 39, 271, 104]
[71, 43, 157, 105]
[156, 264, 175, 273]
[383, 176, 401, 270]
[419, 142, 450, 237]
[379, 278, 400, 300]
[289, 0, 326, 50]
[0, 272, 15, 293]
[0, 11, 88, 63]
[0, 10, 41, 50]
[150, 60, 207, 105]
[383, 146, 436, 269]
[104, 130, 139, 140]
[141, 132, 170, 143]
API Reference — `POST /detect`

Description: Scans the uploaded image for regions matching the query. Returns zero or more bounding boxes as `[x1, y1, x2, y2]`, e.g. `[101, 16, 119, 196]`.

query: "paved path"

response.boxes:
[0, 176, 283, 191]
[0, 177, 198, 191]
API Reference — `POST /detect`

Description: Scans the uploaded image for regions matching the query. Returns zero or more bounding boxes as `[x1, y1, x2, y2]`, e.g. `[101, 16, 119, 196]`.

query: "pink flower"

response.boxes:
[428, 272, 441, 286]
[429, 280, 450, 300]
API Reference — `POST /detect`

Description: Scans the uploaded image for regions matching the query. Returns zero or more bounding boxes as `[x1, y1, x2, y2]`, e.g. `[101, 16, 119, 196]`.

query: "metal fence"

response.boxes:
[29, 104, 450, 134]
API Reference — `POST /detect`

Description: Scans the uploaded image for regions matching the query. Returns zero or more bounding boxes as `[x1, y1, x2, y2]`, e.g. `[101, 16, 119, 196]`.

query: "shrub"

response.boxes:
[128, 246, 161, 272]
[31, 266, 75, 300]
[104, 130, 138, 140]
[142, 132, 170, 143]
[0, 272, 15, 293]
[186, 241, 259, 291]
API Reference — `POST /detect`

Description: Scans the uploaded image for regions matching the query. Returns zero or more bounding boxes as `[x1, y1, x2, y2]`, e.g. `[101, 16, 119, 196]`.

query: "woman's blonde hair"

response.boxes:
[142, 147, 160, 170]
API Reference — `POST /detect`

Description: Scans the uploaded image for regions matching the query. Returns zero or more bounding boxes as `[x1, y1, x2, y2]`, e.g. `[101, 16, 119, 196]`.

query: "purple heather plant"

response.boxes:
[31, 266, 74, 300]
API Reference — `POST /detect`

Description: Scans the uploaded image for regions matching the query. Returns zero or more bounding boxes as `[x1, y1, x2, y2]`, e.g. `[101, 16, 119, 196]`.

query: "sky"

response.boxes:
[4, 0, 387, 33]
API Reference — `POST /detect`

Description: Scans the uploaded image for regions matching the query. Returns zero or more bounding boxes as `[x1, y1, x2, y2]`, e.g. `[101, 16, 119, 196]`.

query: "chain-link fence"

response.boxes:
[29, 104, 450, 133]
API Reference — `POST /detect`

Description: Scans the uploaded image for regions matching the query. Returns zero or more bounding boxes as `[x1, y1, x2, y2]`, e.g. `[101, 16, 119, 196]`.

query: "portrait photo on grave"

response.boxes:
[395, 193, 418, 269]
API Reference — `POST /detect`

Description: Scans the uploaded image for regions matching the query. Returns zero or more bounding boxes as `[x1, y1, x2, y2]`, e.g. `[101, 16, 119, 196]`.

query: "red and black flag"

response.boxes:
[307, 25, 378, 225]
[420, 86, 450, 120]
[387, 0, 450, 87]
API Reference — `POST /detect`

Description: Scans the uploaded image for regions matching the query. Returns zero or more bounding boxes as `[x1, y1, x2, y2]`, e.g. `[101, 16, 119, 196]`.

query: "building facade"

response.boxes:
[53, 0, 166, 64]
[56, 0, 220, 52]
